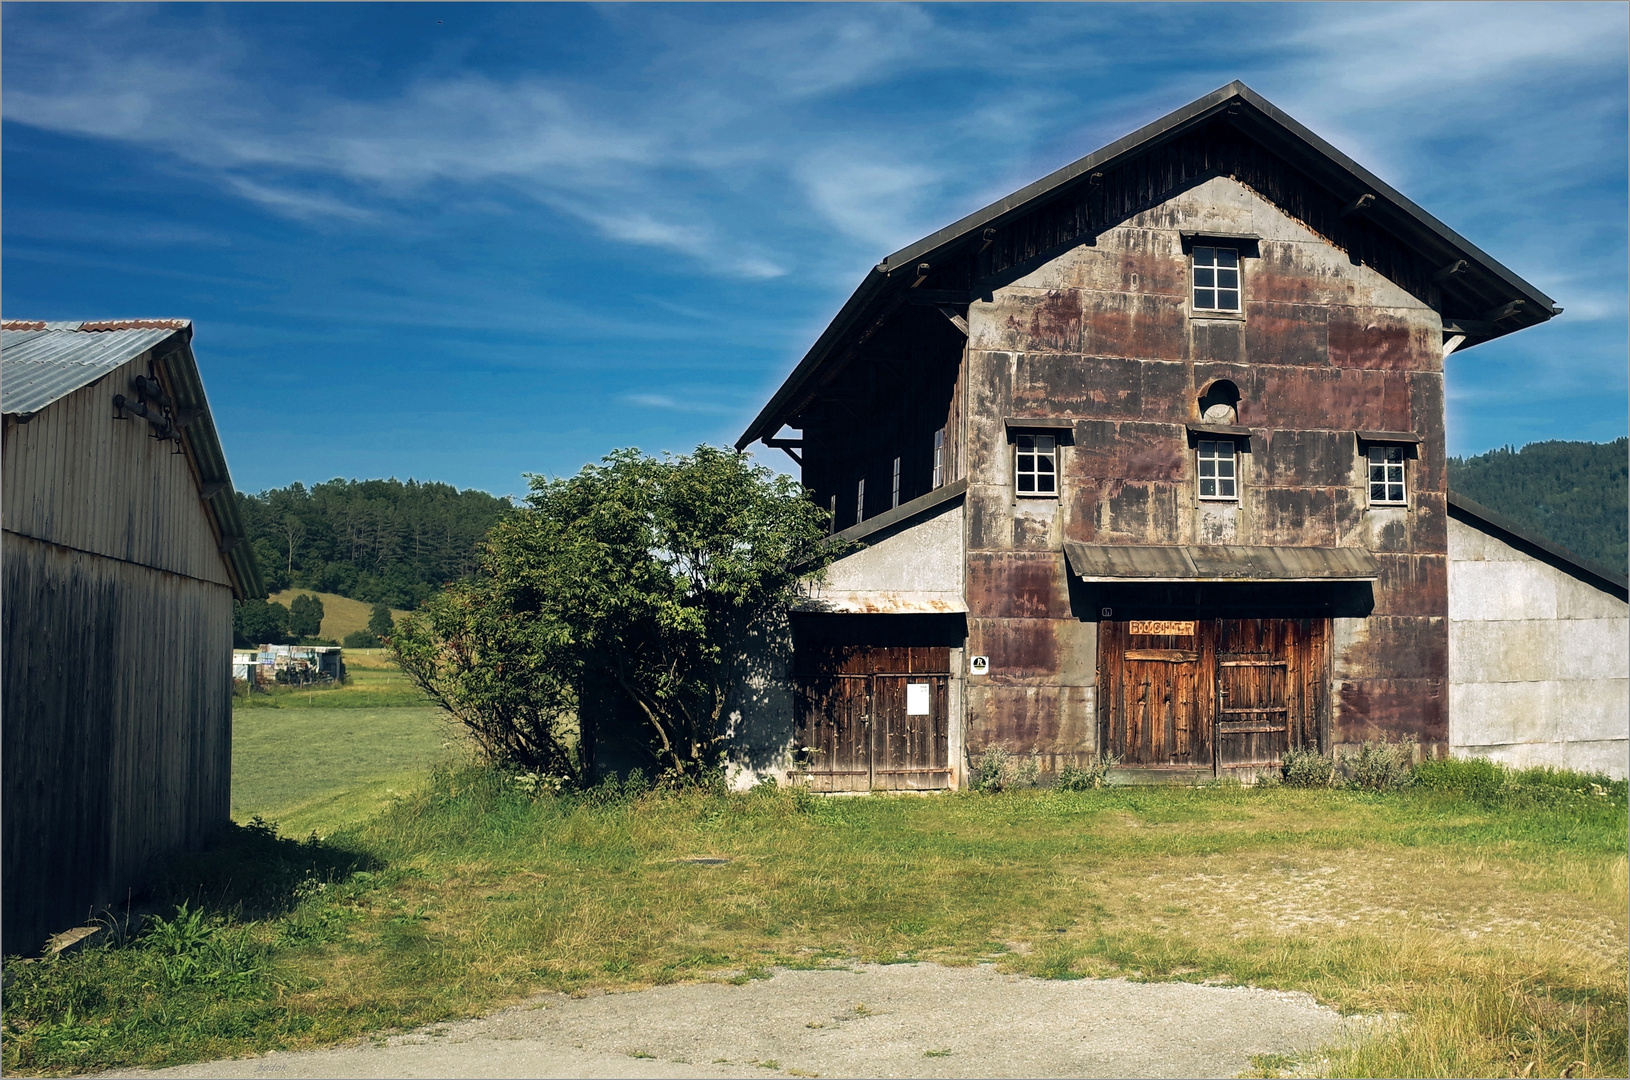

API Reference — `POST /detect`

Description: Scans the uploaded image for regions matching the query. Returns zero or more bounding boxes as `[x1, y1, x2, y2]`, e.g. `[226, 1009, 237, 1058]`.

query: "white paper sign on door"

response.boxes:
[906, 682, 931, 715]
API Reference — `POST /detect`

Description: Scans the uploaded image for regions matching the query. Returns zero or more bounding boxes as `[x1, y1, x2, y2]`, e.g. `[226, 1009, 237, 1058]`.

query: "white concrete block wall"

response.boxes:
[1448, 517, 1629, 779]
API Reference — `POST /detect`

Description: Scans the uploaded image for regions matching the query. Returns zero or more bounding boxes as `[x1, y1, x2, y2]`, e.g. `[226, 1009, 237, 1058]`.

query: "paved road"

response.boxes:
[104, 963, 1347, 1079]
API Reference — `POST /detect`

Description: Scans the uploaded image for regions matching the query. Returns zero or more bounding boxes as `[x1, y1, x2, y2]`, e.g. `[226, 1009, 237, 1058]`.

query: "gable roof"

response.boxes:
[739, 80, 1559, 450]
[1, 320, 266, 600]
[1448, 493, 1628, 602]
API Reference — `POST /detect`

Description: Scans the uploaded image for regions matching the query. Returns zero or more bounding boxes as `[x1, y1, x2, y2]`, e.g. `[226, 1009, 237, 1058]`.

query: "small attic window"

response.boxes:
[1193, 246, 1241, 312]
[1015, 433, 1057, 497]
[1368, 446, 1407, 506]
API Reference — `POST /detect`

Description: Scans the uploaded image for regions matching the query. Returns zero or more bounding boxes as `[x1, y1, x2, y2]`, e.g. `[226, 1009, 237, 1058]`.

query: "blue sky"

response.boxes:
[4, 2, 1626, 496]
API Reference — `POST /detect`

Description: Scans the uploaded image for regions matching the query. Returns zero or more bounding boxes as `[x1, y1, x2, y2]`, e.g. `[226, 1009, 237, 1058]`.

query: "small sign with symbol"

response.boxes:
[969, 655, 989, 675]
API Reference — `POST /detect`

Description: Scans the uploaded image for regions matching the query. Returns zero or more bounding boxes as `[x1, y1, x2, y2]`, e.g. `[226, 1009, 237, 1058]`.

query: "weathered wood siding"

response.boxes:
[793, 644, 952, 792]
[2, 352, 232, 586]
[798, 305, 966, 529]
[2, 352, 234, 952]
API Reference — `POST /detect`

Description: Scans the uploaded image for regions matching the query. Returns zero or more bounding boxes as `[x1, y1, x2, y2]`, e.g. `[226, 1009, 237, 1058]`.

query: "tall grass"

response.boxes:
[3, 762, 1624, 1077]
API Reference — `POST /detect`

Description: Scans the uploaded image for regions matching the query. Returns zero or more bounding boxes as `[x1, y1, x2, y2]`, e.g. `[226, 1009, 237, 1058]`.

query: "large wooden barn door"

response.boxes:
[794, 673, 872, 791]
[1100, 617, 1329, 774]
[795, 646, 950, 791]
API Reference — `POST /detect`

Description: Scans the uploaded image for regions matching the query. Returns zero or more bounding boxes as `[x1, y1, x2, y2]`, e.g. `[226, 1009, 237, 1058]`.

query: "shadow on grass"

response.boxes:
[140, 817, 384, 925]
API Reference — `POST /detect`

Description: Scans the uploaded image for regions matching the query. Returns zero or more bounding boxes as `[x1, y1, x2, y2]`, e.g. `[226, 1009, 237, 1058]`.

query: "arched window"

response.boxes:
[1197, 379, 1241, 425]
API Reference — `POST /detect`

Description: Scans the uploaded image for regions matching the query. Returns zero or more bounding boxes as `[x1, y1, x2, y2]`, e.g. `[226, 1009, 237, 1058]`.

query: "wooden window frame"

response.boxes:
[1366, 445, 1407, 506]
[1013, 432, 1059, 499]
[1192, 245, 1242, 313]
[1197, 439, 1239, 501]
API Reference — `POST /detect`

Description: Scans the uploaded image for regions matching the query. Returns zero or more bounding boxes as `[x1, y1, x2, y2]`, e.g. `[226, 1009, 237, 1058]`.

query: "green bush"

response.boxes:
[1280, 745, 1337, 788]
[342, 630, 380, 649]
[973, 747, 1039, 793]
[367, 603, 394, 641]
[1055, 753, 1120, 791]
[1342, 737, 1416, 792]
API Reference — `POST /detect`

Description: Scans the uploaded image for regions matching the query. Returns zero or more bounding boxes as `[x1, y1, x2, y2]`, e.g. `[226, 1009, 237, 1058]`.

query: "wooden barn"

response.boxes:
[722, 81, 1621, 790]
[2, 319, 262, 952]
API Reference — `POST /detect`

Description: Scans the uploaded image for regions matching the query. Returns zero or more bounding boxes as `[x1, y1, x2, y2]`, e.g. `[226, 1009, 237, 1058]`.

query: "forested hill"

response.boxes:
[239, 479, 511, 609]
[1450, 438, 1628, 571]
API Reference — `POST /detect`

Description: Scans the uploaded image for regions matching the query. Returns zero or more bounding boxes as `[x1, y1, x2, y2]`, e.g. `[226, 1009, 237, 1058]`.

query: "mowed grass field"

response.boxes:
[3, 684, 1624, 1077]
[265, 590, 410, 642]
[230, 706, 455, 837]
[232, 656, 459, 836]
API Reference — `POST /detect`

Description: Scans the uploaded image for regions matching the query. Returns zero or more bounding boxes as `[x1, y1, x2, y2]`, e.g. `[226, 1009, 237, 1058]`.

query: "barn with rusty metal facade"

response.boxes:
[2, 319, 262, 952]
[735, 82, 1573, 790]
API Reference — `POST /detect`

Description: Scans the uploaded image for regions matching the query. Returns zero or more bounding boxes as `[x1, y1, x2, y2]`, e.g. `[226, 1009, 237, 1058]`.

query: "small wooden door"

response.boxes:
[1215, 655, 1289, 768]
[795, 646, 951, 792]
[1120, 651, 1202, 765]
[795, 674, 871, 791]
[871, 674, 950, 791]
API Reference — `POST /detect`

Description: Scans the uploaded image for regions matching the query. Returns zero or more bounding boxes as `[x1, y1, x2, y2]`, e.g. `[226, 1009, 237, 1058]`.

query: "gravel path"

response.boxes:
[103, 963, 1347, 1079]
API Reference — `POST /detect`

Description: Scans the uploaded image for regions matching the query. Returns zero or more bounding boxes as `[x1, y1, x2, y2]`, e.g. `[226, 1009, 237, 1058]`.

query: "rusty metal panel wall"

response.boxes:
[963, 166, 1449, 767]
[2, 531, 234, 953]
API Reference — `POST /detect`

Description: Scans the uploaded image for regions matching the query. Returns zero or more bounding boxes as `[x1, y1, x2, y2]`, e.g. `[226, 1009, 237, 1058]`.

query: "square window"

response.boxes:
[1367, 445, 1406, 505]
[1015, 433, 1057, 496]
[1193, 245, 1241, 312]
[1197, 439, 1237, 500]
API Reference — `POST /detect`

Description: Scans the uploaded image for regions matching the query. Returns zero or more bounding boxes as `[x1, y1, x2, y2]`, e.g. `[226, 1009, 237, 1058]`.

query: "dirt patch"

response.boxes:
[102, 962, 1347, 1079]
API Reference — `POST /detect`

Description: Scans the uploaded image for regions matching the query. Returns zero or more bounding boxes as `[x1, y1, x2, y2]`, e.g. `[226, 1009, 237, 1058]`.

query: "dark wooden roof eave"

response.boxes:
[737, 80, 1559, 450]
[153, 336, 267, 601]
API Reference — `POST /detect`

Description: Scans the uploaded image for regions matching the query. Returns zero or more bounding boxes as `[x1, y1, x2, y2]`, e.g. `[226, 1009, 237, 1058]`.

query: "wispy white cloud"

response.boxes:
[3, 1, 1622, 472]
[622, 392, 735, 415]
[223, 178, 378, 223]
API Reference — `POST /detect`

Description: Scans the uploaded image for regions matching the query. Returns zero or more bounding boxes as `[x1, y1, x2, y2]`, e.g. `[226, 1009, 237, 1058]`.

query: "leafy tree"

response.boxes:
[234, 600, 292, 649]
[367, 603, 394, 641]
[392, 446, 835, 781]
[342, 629, 380, 649]
[289, 594, 325, 639]
[1450, 438, 1627, 570]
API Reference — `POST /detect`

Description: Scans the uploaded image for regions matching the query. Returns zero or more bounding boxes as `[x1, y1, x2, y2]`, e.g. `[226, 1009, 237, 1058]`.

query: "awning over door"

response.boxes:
[1063, 543, 1379, 583]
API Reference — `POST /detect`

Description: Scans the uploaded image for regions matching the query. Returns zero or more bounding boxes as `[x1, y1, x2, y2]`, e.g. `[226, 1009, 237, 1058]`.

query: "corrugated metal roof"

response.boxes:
[1064, 543, 1380, 582]
[2, 324, 186, 417]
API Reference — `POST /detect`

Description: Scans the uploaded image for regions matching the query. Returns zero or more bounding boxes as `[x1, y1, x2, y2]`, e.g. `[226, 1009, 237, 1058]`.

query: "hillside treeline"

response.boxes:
[239, 478, 511, 608]
[1450, 438, 1627, 571]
